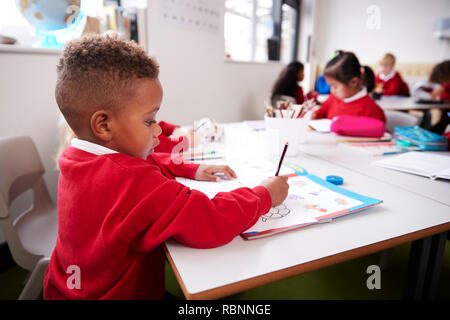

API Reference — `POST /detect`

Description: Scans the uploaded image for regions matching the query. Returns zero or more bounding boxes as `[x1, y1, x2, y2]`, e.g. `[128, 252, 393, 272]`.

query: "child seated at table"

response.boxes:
[429, 60, 450, 102]
[313, 50, 386, 122]
[44, 34, 289, 300]
[375, 53, 410, 97]
[429, 60, 450, 135]
[271, 61, 305, 106]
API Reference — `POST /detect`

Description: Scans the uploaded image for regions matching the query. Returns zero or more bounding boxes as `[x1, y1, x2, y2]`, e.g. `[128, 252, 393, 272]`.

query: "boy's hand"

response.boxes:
[194, 165, 237, 182]
[260, 176, 289, 207]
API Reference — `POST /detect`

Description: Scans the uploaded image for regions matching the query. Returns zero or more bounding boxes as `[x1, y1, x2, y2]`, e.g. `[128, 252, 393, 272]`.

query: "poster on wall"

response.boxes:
[161, 0, 222, 34]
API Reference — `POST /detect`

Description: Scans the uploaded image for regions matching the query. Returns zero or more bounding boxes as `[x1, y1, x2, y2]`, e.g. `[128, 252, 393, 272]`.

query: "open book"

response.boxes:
[372, 151, 450, 180]
[176, 159, 382, 240]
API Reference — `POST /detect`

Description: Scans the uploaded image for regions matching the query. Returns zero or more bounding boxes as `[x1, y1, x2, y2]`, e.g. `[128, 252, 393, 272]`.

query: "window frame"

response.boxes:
[224, 0, 300, 63]
[269, 0, 300, 61]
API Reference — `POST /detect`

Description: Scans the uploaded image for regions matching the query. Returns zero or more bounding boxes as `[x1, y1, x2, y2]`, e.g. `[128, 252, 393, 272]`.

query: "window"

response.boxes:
[224, 0, 300, 63]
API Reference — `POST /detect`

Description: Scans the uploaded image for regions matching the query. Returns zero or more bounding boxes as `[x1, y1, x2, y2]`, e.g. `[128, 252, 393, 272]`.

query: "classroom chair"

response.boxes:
[384, 110, 421, 133]
[0, 136, 57, 299]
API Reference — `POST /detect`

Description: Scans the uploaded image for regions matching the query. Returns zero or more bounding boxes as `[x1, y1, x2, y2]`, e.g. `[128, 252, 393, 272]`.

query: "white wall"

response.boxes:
[0, 51, 61, 243]
[146, 0, 285, 125]
[313, 0, 450, 65]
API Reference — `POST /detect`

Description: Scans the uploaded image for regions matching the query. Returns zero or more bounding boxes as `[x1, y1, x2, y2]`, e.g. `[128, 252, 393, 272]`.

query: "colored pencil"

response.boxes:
[275, 142, 289, 176]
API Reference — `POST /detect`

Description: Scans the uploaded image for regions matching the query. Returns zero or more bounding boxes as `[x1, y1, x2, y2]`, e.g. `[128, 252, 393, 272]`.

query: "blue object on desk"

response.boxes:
[394, 126, 448, 151]
[326, 175, 343, 185]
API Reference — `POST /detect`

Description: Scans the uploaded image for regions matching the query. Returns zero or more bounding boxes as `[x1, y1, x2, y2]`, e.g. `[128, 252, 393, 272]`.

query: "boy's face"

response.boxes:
[108, 78, 163, 159]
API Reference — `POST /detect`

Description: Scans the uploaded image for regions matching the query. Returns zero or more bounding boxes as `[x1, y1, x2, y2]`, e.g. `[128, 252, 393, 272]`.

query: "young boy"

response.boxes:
[375, 53, 409, 96]
[44, 34, 289, 300]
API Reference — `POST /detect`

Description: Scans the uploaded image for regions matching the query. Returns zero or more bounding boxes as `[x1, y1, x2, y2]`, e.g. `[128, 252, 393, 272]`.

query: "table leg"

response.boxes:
[404, 232, 448, 300]
[420, 110, 431, 130]
[404, 237, 431, 300]
[423, 231, 448, 299]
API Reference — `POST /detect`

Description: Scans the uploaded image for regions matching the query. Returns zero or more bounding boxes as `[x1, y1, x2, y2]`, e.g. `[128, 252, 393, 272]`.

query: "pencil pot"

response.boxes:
[265, 112, 311, 157]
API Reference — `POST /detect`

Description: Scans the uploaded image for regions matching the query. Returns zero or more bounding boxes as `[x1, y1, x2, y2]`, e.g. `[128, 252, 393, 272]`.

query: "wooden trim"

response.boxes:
[165, 221, 450, 300]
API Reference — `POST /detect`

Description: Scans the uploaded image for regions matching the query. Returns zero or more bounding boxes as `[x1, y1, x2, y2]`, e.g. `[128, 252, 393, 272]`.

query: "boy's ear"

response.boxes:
[90, 110, 113, 142]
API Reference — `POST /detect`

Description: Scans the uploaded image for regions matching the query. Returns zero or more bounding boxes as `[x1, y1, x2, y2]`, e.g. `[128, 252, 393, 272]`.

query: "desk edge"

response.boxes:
[165, 221, 450, 300]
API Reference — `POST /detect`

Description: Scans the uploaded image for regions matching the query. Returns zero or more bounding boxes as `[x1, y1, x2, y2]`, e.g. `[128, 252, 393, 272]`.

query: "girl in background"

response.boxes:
[313, 50, 386, 122]
[271, 61, 305, 106]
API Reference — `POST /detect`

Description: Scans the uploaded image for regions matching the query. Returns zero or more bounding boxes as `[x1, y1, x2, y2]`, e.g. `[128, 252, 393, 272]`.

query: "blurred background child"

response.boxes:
[429, 60, 450, 102]
[375, 53, 410, 97]
[313, 50, 385, 122]
[429, 60, 450, 135]
[270, 61, 305, 106]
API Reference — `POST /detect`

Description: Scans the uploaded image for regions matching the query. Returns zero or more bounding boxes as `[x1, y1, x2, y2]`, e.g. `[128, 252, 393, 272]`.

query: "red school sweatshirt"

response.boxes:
[375, 72, 410, 96]
[44, 148, 271, 300]
[154, 121, 185, 154]
[441, 83, 450, 101]
[296, 85, 305, 104]
[314, 93, 386, 123]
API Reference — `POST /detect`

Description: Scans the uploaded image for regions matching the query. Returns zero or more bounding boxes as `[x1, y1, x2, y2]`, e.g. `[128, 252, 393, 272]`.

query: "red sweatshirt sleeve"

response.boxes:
[114, 172, 272, 252]
[158, 121, 179, 137]
[441, 83, 450, 101]
[146, 152, 199, 179]
[314, 96, 331, 119]
[153, 135, 184, 154]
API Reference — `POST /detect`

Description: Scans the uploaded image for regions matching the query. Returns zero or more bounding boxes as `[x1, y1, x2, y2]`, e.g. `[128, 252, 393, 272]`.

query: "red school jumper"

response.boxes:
[44, 149, 271, 299]
[375, 71, 410, 96]
[440, 83, 450, 101]
[296, 85, 305, 104]
[314, 93, 386, 123]
[154, 121, 185, 153]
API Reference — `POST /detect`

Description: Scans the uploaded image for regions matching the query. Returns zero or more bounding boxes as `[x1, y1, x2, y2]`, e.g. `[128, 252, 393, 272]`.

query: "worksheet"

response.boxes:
[176, 159, 381, 239]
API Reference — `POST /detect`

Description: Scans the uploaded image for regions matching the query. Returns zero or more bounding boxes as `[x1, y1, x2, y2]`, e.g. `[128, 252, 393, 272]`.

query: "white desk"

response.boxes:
[377, 97, 450, 111]
[299, 131, 450, 207]
[165, 124, 450, 300]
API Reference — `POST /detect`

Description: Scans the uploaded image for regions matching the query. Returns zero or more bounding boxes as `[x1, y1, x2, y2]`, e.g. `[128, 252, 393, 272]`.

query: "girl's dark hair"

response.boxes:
[362, 65, 375, 92]
[324, 50, 361, 85]
[429, 60, 450, 84]
[271, 61, 304, 100]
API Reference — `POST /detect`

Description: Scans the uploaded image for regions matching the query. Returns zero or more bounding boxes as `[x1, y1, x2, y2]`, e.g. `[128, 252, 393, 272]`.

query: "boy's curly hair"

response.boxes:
[55, 33, 159, 134]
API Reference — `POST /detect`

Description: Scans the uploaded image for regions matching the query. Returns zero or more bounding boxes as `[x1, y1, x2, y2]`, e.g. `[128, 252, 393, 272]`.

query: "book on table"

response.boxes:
[176, 158, 382, 240]
[372, 151, 450, 180]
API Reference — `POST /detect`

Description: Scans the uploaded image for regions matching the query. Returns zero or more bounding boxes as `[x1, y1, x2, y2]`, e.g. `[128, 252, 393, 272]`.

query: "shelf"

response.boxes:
[0, 44, 62, 55]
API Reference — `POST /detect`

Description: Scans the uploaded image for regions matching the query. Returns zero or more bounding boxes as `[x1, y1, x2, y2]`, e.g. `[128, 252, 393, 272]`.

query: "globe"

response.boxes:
[15, 0, 84, 48]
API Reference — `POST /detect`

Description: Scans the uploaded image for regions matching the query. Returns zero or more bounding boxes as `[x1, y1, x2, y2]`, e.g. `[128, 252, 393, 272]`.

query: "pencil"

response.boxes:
[279, 105, 284, 118]
[296, 104, 304, 118]
[194, 121, 206, 132]
[275, 142, 289, 176]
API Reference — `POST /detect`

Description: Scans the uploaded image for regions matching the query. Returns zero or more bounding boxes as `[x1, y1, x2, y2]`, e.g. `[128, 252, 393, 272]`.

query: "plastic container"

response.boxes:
[264, 111, 312, 157]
